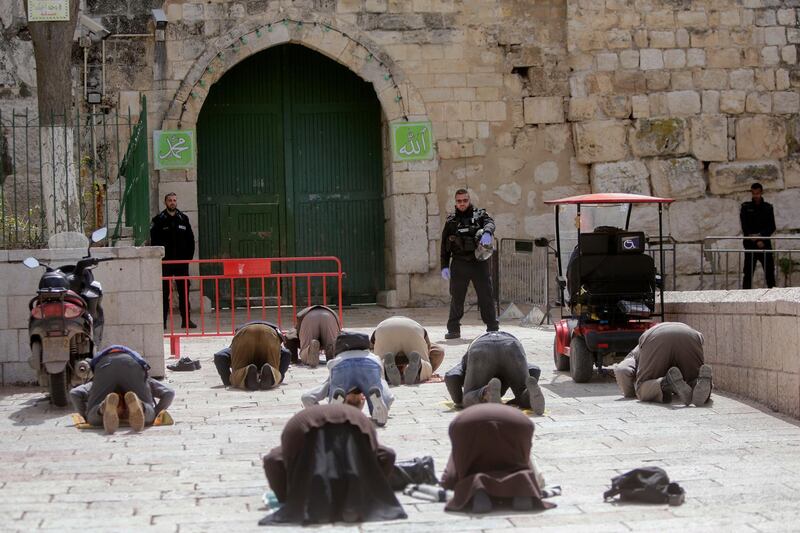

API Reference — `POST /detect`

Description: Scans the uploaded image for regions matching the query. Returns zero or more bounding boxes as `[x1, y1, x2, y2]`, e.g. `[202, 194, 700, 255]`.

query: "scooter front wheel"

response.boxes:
[49, 369, 70, 407]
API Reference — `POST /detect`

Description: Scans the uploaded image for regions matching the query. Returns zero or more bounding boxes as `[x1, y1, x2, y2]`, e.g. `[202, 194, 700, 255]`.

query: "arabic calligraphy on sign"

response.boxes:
[153, 130, 196, 170]
[391, 121, 435, 161]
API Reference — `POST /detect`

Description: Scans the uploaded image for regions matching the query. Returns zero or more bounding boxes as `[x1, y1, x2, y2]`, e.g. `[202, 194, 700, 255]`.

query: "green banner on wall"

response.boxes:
[154, 130, 196, 170]
[391, 121, 434, 161]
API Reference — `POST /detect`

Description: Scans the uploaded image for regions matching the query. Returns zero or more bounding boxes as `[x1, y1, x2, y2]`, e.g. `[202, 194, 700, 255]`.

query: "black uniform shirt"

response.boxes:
[150, 209, 195, 261]
[740, 200, 775, 248]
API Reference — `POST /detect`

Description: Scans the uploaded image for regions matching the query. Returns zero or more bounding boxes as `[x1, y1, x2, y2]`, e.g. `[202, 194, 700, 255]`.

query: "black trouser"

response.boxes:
[447, 258, 498, 333]
[742, 244, 775, 289]
[444, 332, 540, 407]
[85, 353, 155, 426]
[162, 265, 190, 326]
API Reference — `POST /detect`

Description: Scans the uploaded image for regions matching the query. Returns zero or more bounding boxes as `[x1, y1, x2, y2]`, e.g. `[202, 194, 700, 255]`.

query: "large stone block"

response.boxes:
[783, 157, 800, 188]
[647, 157, 706, 199]
[668, 197, 741, 241]
[708, 160, 783, 195]
[390, 194, 429, 274]
[630, 118, 688, 157]
[523, 96, 564, 124]
[666, 90, 701, 116]
[690, 114, 728, 162]
[771, 187, 800, 231]
[590, 160, 651, 195]
[572, 120, 629, 163]
[736, 116, 788, 160]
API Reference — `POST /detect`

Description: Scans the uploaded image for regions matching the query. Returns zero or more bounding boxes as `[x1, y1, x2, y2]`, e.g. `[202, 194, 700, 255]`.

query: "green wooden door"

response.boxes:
[197, 44, 384, 304]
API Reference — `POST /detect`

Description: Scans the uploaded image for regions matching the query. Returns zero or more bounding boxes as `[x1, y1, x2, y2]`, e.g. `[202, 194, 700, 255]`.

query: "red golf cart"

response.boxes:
[543, 193, 673, 383]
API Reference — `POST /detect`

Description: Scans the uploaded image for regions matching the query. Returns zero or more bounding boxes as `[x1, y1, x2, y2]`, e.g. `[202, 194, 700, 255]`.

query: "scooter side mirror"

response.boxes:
[23, 257, 40, 269]
[91, 227, 108, 243]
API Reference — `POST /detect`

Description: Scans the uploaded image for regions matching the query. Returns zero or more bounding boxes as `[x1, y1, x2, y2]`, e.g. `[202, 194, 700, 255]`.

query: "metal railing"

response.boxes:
[700, 235, 800, 289]
[498, 238, 549, 307]
[0, 99, 147, 249]
[163, 256, 344, 357]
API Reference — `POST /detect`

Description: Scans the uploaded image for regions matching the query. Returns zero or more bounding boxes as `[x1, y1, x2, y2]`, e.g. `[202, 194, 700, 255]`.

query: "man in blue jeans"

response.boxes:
[301, 331, 394, 426]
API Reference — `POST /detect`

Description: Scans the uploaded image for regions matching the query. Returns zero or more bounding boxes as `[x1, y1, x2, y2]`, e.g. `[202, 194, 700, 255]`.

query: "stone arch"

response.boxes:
[160, 8, 435, 306]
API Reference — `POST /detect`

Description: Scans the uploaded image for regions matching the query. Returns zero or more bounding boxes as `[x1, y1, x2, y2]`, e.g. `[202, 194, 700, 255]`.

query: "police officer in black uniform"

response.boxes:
[150, 192, 196, 328]
[740, 182, 776, 289]
[440, 189, 499, 339]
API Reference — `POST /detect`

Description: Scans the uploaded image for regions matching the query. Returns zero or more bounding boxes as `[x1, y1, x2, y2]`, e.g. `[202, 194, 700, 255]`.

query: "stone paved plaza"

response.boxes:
[3, 306, 800, 532]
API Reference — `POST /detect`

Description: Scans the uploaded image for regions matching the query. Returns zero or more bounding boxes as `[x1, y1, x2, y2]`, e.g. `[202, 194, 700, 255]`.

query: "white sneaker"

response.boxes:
[383, 352, 401, 386]
[301, 394, 318, 409]
[526, 375, 545, 415]
[369, 389, 389, 427]
[404, 351, 421, 385]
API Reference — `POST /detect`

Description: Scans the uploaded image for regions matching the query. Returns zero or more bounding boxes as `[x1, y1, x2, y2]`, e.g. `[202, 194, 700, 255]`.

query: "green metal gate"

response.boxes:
[197, 44, 384, 304]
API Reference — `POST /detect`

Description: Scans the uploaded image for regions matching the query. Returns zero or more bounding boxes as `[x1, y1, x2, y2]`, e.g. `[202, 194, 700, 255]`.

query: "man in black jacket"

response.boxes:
[440, 189, 498, 338]
[150, 192, 196, 328]
[740, 182, 776, 289]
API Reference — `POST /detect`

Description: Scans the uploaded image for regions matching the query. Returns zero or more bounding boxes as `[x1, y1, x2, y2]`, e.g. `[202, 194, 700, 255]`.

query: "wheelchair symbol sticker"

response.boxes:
[623, 238, 637, 250]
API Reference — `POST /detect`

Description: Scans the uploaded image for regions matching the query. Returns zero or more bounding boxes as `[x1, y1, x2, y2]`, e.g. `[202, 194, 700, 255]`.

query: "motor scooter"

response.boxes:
[23, 227, 112, 406]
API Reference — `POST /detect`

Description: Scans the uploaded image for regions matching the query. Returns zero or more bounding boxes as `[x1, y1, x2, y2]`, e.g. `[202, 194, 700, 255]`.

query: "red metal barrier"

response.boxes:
[162, 256, 344, 357]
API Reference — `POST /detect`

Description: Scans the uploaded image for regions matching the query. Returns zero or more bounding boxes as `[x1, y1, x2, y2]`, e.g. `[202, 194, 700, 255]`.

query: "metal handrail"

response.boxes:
[700, 235, 800, 289]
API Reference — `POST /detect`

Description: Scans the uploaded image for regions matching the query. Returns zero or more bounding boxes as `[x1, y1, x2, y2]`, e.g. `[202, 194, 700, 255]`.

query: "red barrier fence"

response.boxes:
[162, 256, 344, 356]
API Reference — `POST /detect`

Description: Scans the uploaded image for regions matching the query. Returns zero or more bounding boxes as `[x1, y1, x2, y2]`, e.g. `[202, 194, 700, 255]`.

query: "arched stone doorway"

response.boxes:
[196, 44, 384, 303]
[160, 14, 435, 306]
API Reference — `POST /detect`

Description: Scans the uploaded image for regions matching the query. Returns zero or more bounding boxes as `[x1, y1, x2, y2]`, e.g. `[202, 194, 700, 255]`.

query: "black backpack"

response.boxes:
[603, 467, 685, 506]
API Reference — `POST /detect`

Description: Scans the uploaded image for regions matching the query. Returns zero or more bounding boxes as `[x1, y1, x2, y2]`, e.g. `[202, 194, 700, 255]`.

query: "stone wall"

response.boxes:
[0, 246, 165, 385]
[568, 0, 800, 290]
[664, 289, 800, 419]
[4, 0, 800, 305]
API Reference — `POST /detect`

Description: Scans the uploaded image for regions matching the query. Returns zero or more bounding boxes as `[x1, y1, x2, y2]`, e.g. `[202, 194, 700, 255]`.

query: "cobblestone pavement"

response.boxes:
[3, 306, 800, 532]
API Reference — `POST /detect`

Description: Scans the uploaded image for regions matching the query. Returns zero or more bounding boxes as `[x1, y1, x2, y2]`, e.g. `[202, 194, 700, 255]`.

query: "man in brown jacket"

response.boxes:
[370, 316, 445, 385]
[614, 322, 713, 406]
[295, 305, 341, 367]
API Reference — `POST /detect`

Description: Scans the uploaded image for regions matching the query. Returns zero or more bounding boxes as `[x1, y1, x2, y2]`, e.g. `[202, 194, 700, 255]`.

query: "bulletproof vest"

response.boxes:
[447, 209, 484, 254]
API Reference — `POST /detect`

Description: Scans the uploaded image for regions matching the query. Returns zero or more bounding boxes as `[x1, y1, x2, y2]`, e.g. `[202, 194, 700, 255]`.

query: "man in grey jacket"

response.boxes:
[614, 322, 713, 406]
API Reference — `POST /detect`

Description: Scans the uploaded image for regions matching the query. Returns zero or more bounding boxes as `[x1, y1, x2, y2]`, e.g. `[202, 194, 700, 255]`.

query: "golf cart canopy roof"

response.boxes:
[544, 193, 674, 205]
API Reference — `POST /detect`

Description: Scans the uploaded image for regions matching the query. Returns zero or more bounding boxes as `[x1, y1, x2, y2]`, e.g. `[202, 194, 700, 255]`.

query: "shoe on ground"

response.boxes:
[331, 388, 346, 404]
[244, 364, 260, 391]
[445, 331, 461, 340]
[181, 320, 198, 329]
[368, 387, 389, 427]
[481, 377, 502, 404]
[665, 366, 692, 406]
[526, 375, 546, 416]
[259, 363, 276, 390]
[383, 352, 401, 386]
[471, 489, 493, 513]
[301, 394, 318, 409]
[403, 351, 421, 385]
[167, 357, 197, 372]
[124, 391, 145, 432]
[659, 379, 673, 404]
[306, 339, 321, 368]
[102, 392, 120, 435]
[692, 364, 713, 406]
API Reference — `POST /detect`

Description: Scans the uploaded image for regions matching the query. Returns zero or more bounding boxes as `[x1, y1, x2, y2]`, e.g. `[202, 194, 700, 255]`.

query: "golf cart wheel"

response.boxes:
[569, 336, 594, 383]
[553, 336, 570, 371]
